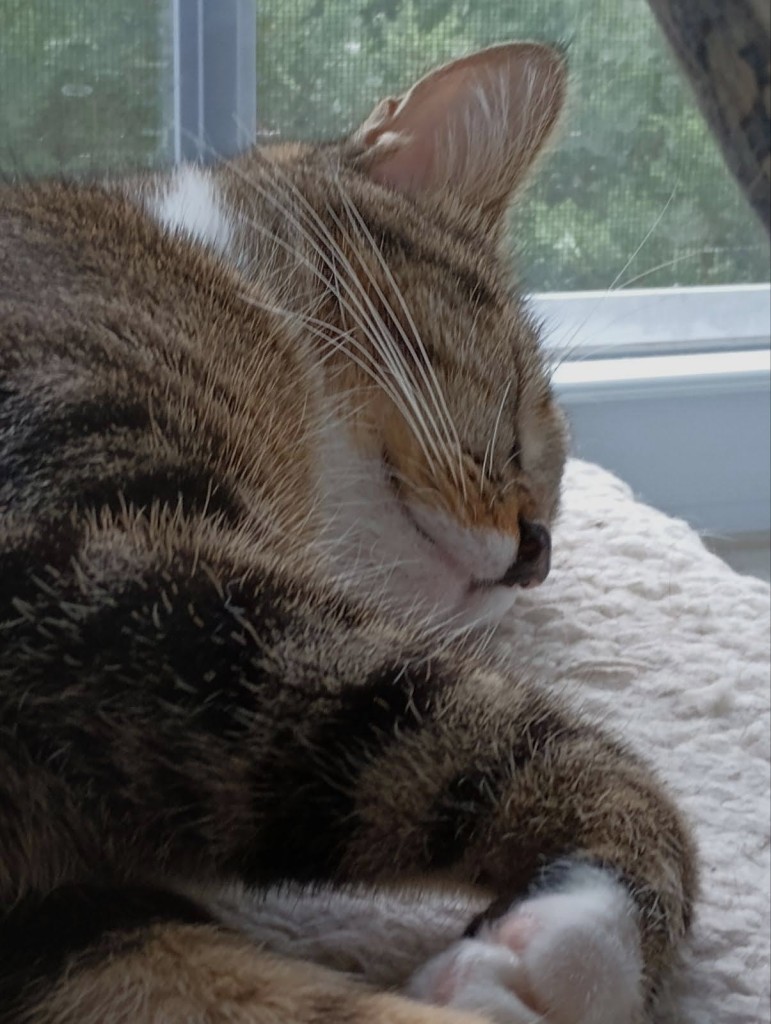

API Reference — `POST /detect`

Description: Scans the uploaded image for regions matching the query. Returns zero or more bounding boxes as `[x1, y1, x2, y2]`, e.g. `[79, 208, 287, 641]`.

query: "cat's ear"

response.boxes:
[351, 43, 566, 231]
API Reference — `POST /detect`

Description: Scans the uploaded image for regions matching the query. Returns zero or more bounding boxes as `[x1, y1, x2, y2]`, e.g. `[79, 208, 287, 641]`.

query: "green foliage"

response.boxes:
[256, 0, 769, 290]
[2, 0, 767, 289]
[0, 0, 169, 178]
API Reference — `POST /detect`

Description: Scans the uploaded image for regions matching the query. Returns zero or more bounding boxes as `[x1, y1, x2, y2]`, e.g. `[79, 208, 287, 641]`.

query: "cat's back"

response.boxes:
[0, 176, 322, 556]
[1, 176, 263, 364]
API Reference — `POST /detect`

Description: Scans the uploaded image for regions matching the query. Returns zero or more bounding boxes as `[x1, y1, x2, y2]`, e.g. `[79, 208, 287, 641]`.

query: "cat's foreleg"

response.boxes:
[1, 552, 695, 1022]
[325, 659, 697, 1024]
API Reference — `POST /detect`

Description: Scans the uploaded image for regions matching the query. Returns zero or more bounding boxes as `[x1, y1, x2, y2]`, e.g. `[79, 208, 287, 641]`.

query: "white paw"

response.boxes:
[407, 867, 643, 1024]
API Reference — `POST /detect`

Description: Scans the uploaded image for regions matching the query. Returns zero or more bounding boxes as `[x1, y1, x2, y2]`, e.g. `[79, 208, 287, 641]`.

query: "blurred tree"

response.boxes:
[254, 0, 769, 290]
[0, 0, 169, 178]
[2, 0, 768, 290]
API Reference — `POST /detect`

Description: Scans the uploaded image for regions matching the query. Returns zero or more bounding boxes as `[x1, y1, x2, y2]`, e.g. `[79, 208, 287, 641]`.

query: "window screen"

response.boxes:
[2, 0, 768, 292]
[0, 1, 172, 178]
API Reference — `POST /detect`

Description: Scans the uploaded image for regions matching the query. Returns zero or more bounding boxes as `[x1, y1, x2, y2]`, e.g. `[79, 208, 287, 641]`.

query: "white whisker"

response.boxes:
[482, 378, 512, 489]
[331, 184, 465, 489]
[235, 167, 449, 479]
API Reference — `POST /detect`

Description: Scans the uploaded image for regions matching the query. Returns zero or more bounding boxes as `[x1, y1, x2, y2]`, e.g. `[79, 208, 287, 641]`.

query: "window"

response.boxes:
[1, 2, 170, 176]
[255, 0, 769, 294]
[2, 0, 769, 533]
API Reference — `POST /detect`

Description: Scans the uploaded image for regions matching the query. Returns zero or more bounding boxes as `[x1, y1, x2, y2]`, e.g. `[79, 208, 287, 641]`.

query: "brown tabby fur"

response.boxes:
[0, 43, 696, 1023]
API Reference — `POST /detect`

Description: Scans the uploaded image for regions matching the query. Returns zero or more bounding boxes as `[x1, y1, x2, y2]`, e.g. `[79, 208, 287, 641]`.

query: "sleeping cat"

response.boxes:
[0, 42, 696, 1023]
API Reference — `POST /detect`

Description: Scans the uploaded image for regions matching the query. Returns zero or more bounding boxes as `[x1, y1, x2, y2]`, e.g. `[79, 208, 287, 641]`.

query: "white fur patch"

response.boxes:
[409, 866, 643, 1024]
[149, 166, 233, 257]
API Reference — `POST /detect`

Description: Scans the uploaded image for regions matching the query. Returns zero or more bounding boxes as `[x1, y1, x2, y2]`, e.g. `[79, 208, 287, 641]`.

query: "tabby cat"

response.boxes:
[0, 42, 697, 1024]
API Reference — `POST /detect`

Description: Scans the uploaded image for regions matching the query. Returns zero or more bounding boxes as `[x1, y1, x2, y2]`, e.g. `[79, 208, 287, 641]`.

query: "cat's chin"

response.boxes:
[322, 502, 520, 633]
[394, 500, 526, 630]
[360, 552, 521, 636]
[447, 582, 521, 635]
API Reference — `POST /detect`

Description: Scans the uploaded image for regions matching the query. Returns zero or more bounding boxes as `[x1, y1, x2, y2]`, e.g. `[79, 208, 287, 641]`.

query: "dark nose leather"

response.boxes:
[499, 519, 551, 587]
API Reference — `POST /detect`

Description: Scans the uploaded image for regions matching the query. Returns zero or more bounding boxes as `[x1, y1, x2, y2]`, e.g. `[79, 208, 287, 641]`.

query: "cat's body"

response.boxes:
[0, 44, 697, 1023]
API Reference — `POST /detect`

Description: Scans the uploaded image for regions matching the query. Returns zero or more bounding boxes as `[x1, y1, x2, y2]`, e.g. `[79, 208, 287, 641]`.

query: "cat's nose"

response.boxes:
[498, 519, 551, 588]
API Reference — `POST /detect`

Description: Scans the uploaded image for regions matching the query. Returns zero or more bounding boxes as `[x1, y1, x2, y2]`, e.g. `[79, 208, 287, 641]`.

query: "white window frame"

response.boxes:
[169, 2, 771, 537]
[537, 286, 771, 535]
[169, 0, 256, 163]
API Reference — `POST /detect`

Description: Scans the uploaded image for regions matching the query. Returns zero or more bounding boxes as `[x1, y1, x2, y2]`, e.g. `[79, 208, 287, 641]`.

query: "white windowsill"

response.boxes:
[553, 348, 770, 398]
[531, 283, 770, 358]
[541, 285, 771, 536]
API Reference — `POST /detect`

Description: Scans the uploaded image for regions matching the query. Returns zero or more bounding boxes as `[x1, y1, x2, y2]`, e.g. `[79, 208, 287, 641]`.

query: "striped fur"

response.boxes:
[0, 43, 696, 1023]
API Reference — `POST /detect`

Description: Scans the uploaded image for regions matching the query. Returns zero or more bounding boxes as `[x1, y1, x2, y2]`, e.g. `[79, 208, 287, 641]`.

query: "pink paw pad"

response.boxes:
[494, 911, 539, 952]
[408, 868, 644, 1024]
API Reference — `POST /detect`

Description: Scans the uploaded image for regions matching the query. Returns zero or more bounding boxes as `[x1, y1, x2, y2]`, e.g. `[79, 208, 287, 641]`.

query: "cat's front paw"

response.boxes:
[408, 867, 643, 1024]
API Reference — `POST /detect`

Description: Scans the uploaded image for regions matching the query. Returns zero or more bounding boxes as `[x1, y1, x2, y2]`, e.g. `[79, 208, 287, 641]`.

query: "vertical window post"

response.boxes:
[170, 0, 256, 164]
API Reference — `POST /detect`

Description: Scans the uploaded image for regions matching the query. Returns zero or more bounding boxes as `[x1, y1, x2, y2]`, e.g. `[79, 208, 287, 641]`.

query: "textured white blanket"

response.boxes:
[215, 459, 770, 1022]
[497, 460, 770, 1024]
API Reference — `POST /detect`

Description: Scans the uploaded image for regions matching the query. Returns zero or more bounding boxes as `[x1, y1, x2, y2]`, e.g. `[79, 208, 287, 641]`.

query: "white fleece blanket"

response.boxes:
[497, 459, 770, 1024]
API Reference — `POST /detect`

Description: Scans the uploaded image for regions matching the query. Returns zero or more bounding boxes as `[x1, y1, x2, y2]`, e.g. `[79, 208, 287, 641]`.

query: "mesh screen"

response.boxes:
[255, 0, 769, 291]
[2, 0, 768, 290]
[0, 0, 172, 178]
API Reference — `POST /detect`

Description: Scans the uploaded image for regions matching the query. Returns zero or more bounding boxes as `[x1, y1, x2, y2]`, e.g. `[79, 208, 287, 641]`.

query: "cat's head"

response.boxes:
[252, 44, 569, 631]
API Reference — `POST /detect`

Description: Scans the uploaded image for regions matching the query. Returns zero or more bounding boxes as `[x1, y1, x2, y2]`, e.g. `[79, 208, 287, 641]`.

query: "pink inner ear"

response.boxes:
[358, 43, 566, 211]
[365, 66, 482, 195]
[369, 134, 435, 193]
